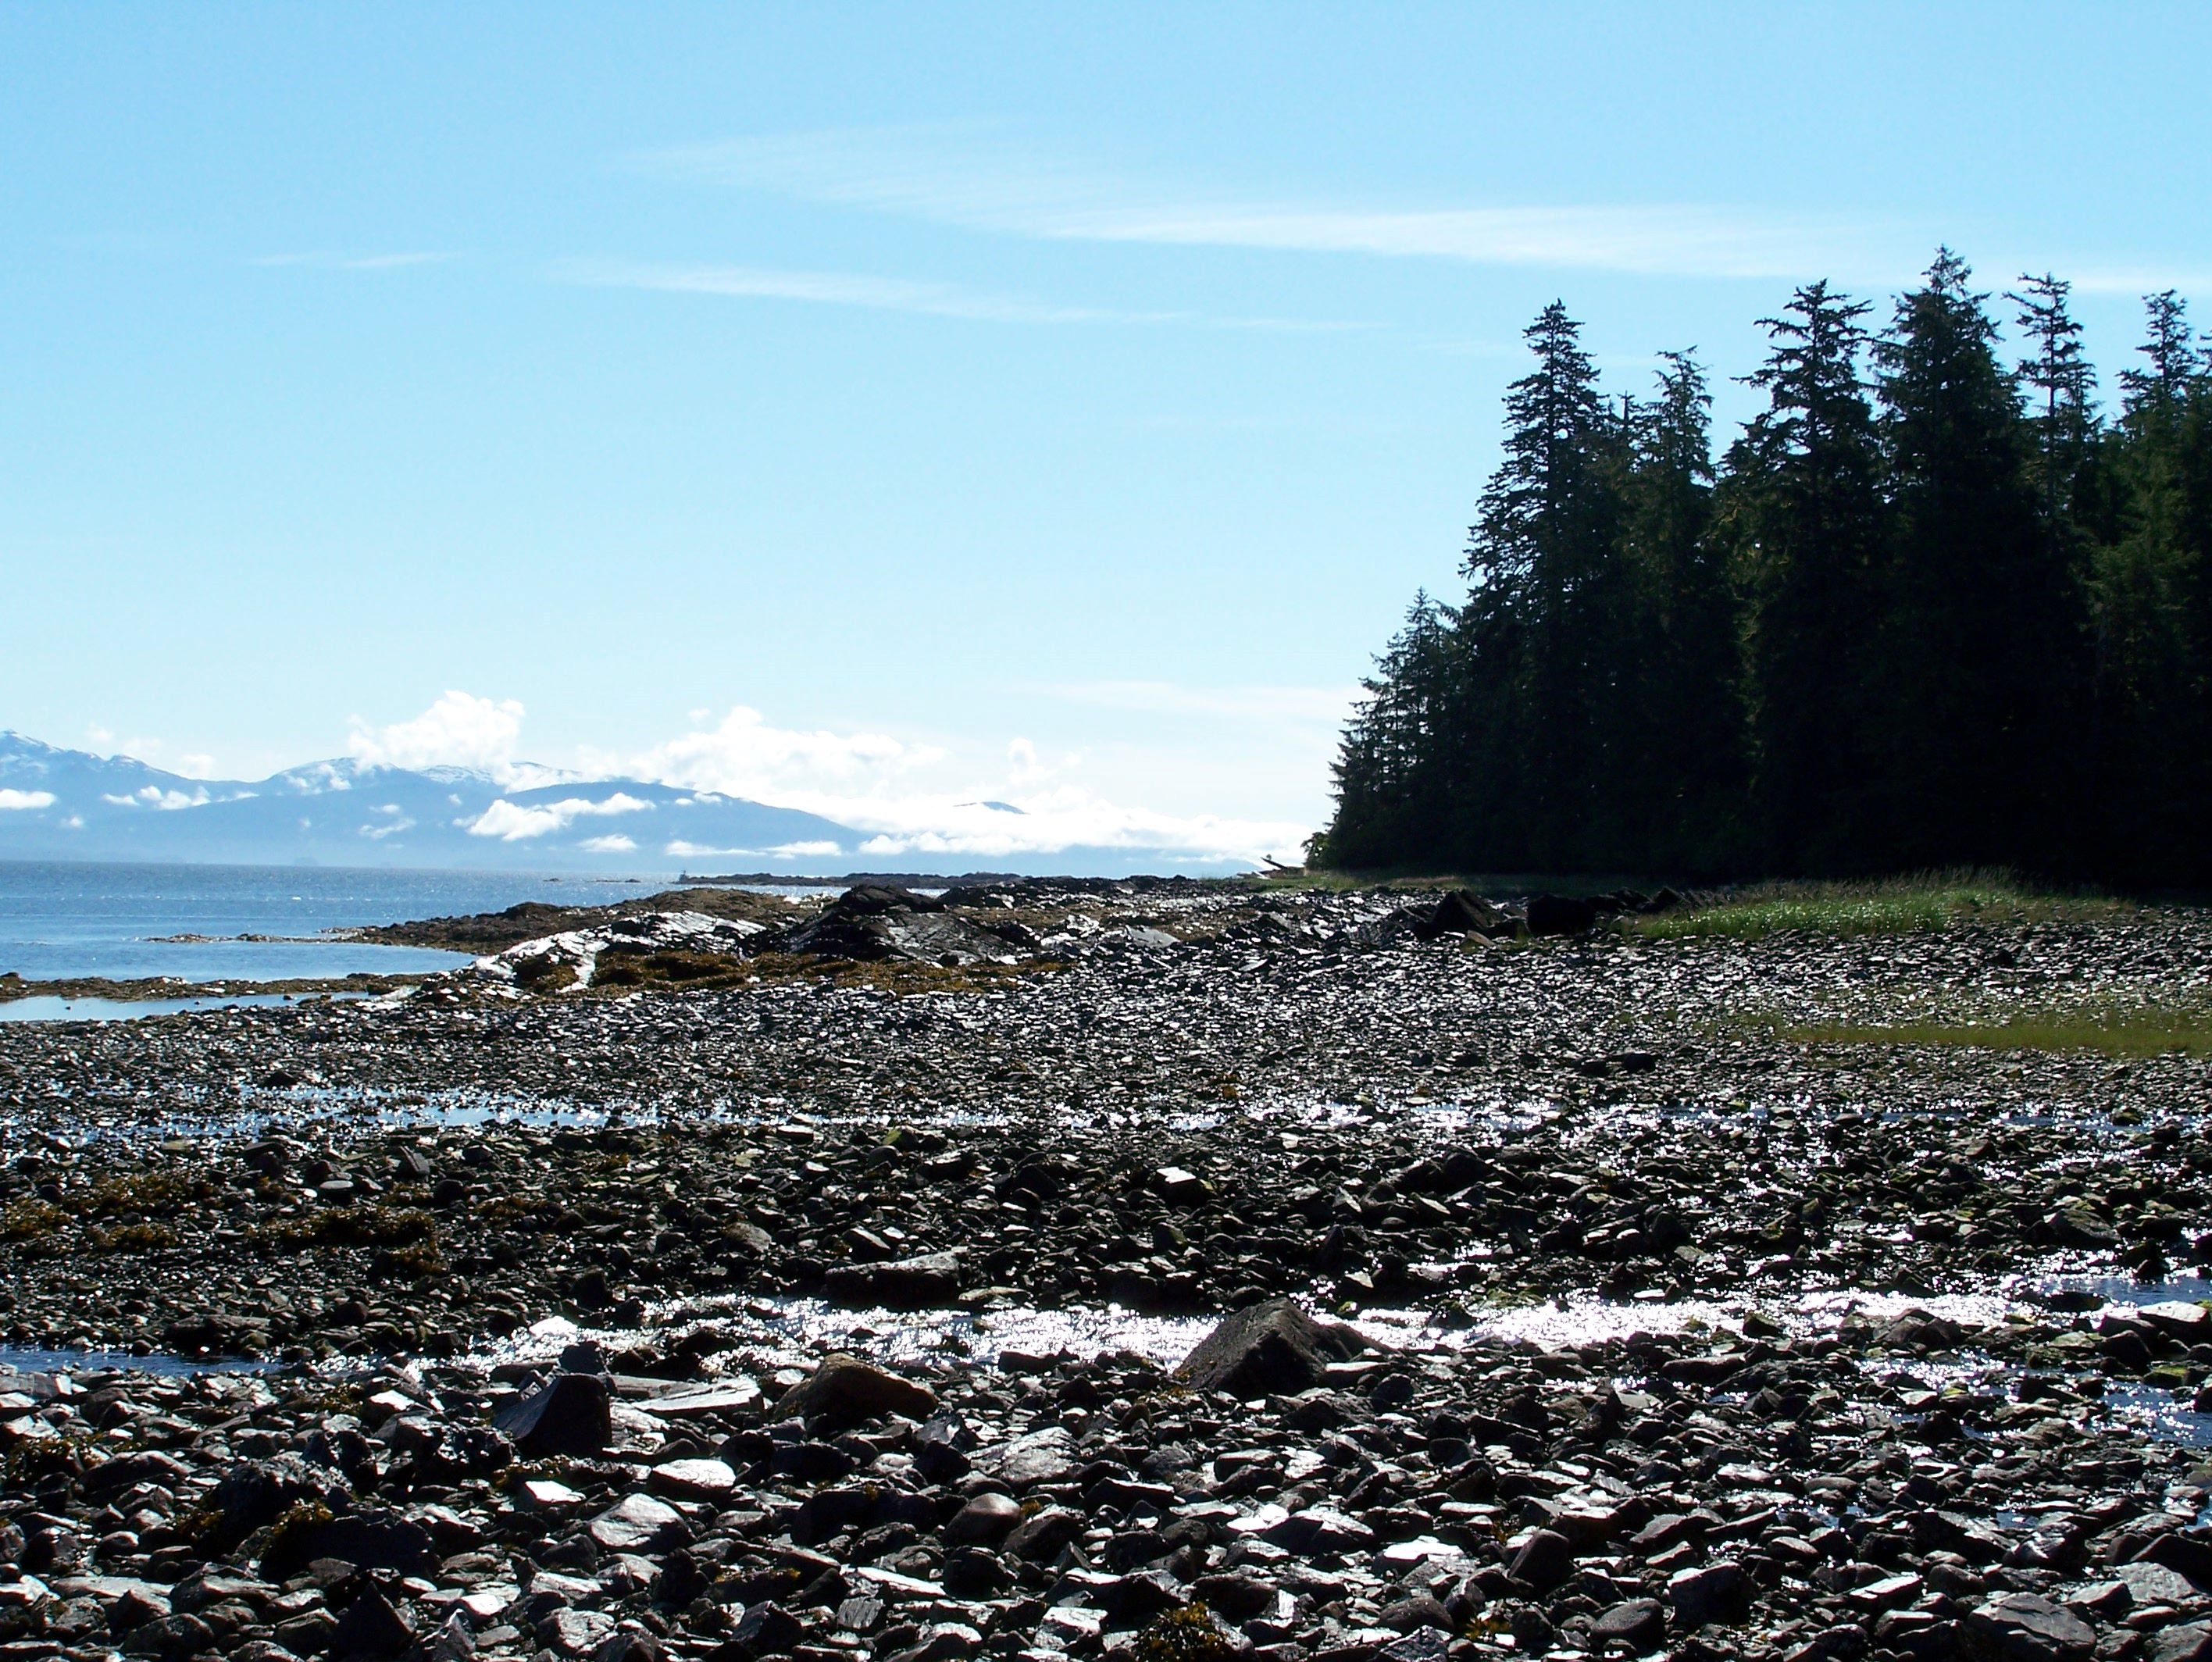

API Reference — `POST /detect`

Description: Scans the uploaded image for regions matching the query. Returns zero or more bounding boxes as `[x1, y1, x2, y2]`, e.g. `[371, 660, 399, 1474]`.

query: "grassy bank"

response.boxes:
[1625, 873, 2128, 941]
[1764, 1003, 2212, 1058]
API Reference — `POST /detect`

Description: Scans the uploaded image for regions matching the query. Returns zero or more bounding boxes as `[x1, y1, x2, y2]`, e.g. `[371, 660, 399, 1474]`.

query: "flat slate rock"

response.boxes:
[1968, 1592, 2096, 1662]
[588, 1493, 688, 1552]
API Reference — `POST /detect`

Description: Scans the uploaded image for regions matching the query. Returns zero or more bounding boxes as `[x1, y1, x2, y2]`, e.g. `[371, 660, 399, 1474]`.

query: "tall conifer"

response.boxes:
[1875, 251, 2075, 865]
[1726, 282, 1886, 872]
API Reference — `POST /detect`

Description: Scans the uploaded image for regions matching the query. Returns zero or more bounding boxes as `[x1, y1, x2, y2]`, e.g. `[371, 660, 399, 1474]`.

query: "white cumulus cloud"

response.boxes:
[102, 786, 212, 811]
[618, 703, 1314, 864]
[0, 789, 55, 811]
[347, 692, 529, 780]
[578, 833, 638, 854]
[610, 706, 932, 801]
[465, 794, 653, 841]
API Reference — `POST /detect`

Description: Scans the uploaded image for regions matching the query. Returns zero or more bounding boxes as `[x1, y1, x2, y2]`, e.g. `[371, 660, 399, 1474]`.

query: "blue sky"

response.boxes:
[4, 3, 2207, 863]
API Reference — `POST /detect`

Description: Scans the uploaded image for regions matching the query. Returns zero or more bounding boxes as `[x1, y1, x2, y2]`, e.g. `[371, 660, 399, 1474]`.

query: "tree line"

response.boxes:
[1314, 253, 2212, 886]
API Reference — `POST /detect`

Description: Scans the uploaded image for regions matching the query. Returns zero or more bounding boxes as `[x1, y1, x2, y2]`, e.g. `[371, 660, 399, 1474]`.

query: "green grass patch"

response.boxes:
[1626, 872, 2127, 941]
[1771, 1004, 2212, 1059]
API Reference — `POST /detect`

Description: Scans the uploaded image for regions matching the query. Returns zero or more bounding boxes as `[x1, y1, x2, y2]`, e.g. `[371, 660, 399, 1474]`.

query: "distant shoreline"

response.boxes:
[676, 868, 1028, 888]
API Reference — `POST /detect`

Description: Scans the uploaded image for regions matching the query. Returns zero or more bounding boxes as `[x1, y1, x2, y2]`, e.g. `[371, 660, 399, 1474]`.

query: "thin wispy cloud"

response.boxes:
[555, 258, 1365, 333]
[2060, 266, 2212, 298]
[253, 251, 455, 270]
[640, 127, 1911, 284]
[557, 257, 1184, 325]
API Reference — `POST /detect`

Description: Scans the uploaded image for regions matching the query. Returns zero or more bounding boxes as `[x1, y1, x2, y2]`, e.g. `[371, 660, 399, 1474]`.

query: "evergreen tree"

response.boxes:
[1322, 591, 1461, 868]
[1725, 281, 1887, 872]
[2010, 273, 2106, 545]
[2092, 292, 2212, 879]
[1875, 250, 2077, 867]
[1317, 263, 2212, 887]
[1461, 301, 1625, 866]
[1614, 351, 1742, 872]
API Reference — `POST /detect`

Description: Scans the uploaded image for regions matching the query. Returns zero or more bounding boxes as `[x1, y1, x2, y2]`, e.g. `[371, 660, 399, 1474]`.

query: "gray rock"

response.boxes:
[1173, 1297, 1373, 1397]
[1510, 1527, 1576, 1592]
[946, 1492, 1022, 1543]
[772, 1353, 938, 1426]
[1967, 1592, 2096, 1662]
[644, 1457, 736, 1501]
[2153, 1624, 2212, 1662]
[1590, 1597, 1666, 1651]
[2121, 1560, 2206, 1608]
[587, 1494, 688, 1553]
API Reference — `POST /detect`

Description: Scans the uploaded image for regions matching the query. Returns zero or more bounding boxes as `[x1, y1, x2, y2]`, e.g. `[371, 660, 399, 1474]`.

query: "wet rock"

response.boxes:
[494, 1370, 611, 1457]
[772, 1353, 938, 1426]
[826, 1250, 963, 1310]
[1174, 1296, 1372, 1396]
[1415, 890, 1509, 940]
[1005, 1507, 1083, 1561]
[727, 1600, 803, 1657]
[940, 1546, 1012, 1599]
[1668, 1559, 1746, 1627]
[785, 886, 1018, 965]
[1967, 1592, 2096, 1661]
[120, 1612, 216, 1658]
[209, 1455, 351, 1548]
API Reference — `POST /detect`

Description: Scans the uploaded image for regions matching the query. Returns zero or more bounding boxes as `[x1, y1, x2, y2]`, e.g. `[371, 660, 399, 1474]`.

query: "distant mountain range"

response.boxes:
[0, 731, 855, 872]
[0, 732, 1254, 876]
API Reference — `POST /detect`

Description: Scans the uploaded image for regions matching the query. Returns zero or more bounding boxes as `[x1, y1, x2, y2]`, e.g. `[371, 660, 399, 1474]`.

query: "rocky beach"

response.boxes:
[4, 879, 2212, 1662]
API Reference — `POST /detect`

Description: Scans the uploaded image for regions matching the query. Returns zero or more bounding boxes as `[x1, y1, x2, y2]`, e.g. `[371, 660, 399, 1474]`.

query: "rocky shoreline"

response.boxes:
[3, 881, 2212, 1661]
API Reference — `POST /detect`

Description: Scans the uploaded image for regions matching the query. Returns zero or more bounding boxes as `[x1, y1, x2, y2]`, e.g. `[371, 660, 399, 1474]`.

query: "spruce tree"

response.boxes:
[1725, 281, 1887, 872]
[1462, 301, 1623, 866]
[2093, 292, 2212, 879]
[1616, 352, 1742, 872]
[1875, 250, 2076, 867]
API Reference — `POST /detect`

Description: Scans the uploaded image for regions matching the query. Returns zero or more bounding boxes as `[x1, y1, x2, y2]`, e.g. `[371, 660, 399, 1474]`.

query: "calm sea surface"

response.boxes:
[0, 860, 667, 983]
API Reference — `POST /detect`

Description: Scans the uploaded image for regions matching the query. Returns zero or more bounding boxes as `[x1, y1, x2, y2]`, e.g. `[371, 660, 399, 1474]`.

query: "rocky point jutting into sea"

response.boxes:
[3, 876, 2212, 1662]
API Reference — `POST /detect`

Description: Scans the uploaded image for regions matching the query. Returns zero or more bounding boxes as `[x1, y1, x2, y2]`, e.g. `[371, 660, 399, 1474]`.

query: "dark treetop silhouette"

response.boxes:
[1316, 254, 2212, 886]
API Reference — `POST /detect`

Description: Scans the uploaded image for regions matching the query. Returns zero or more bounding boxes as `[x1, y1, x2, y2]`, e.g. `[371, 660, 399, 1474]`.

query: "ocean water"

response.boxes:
[0, 860, 661, 984]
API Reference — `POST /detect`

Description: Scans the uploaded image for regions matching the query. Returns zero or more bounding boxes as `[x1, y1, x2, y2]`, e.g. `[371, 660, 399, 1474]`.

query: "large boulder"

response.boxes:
[1418, 889, 1509, 940]
[1173, 1298, 1373, 1397]
[1966, 1593, 2095, 1662]
[772, 1354, 938, 1427]
[493, 1371, 611, 1458]
[784, 886, 1023, 965]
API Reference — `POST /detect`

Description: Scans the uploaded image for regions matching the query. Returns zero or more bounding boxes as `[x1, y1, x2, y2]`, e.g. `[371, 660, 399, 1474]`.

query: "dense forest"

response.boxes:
[1315, 253, 2212, 886]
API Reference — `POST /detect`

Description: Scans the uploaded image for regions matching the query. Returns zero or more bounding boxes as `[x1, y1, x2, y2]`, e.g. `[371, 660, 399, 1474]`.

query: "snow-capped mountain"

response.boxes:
[0, 732, 858, 870]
